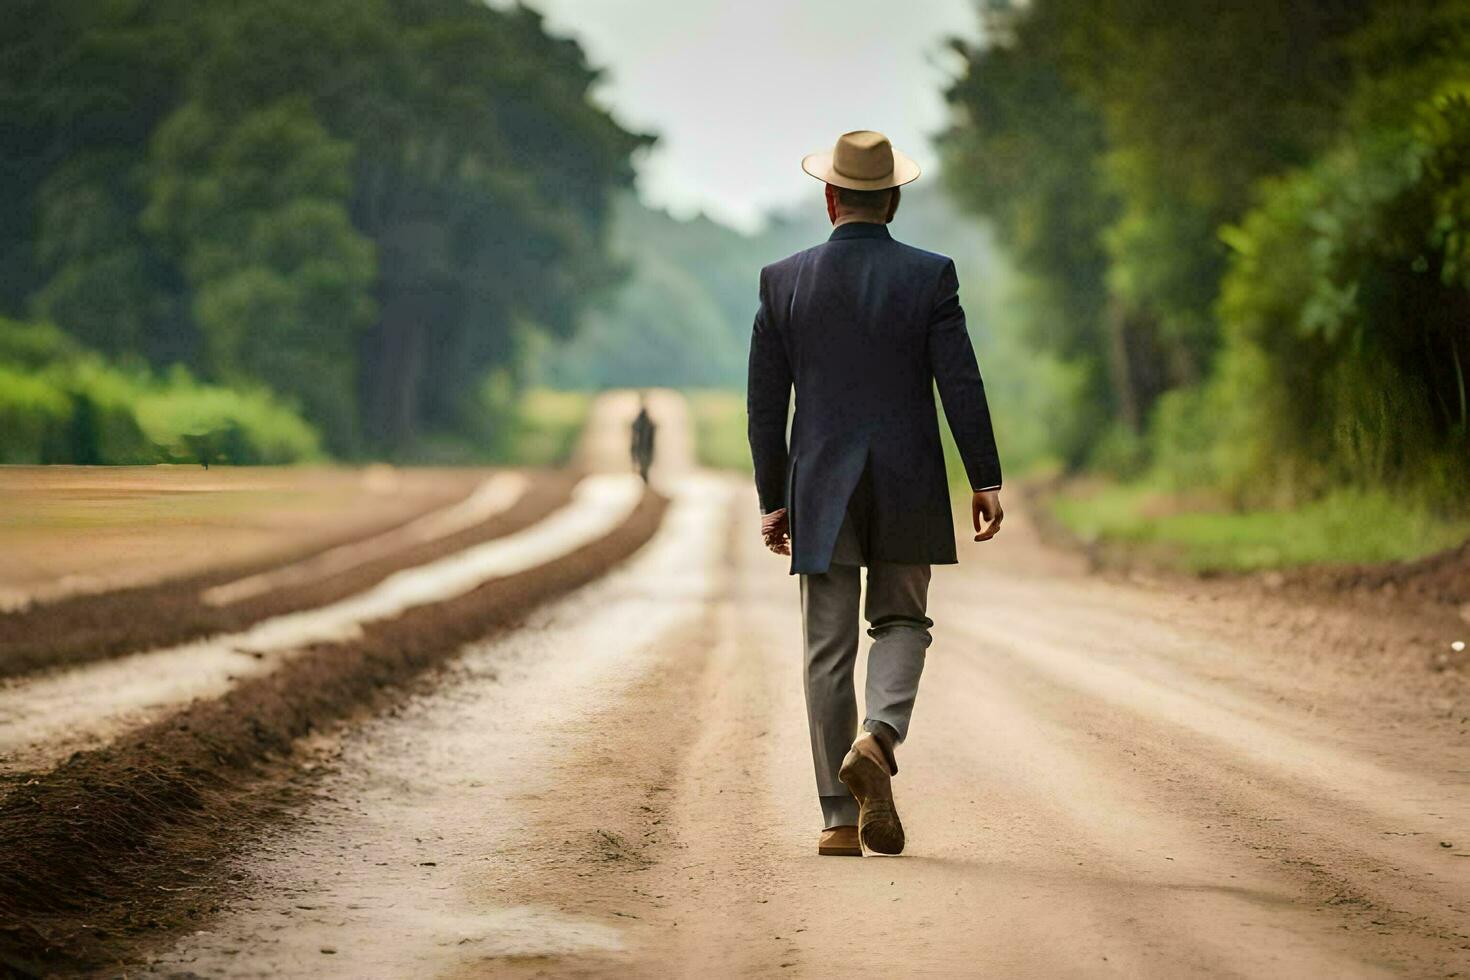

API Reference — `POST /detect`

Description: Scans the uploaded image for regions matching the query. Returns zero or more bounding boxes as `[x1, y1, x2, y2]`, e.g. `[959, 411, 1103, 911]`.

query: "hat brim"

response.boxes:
[801, 147, 921, 190]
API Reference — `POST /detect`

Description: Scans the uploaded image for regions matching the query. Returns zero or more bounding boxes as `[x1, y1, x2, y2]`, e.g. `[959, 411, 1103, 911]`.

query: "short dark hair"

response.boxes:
[834, 185, 897, 212]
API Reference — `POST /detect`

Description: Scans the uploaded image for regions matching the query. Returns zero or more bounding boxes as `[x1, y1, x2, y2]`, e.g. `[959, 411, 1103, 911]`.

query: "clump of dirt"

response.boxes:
[0, 489, 667, 977]
[1277, 539, 1470, 610]
[0, 470, 577, 680]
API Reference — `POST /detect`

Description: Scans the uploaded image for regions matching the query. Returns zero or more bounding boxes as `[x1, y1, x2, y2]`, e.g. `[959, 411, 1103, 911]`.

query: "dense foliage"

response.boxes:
[943, 0, 1469, 504]
[0, 319, 320, 463]
[1, 0, 646, 459]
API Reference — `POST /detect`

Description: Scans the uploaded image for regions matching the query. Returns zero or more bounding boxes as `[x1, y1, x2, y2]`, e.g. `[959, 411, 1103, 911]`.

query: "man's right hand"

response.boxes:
[972, 489, 1003, 542]
[760, 507, 791, 555]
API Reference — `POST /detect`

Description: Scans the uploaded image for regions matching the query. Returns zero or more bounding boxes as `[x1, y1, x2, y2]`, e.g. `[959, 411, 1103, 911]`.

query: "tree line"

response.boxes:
[942, 0, 1469, 506]
[1, 0, 647, 459]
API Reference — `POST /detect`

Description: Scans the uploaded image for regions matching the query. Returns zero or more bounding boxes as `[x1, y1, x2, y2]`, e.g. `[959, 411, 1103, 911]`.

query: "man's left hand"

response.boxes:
[761, 508, 791, 555]
[972, 489, 1004, 542]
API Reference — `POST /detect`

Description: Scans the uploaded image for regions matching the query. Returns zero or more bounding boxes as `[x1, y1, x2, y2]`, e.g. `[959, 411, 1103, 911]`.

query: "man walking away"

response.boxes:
[746, 130, 1004, 857]
[630, 393, 657, 483]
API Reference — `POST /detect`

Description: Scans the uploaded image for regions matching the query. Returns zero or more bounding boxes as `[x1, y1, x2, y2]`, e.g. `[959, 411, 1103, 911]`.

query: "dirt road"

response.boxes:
[147, 444, 1469, 974]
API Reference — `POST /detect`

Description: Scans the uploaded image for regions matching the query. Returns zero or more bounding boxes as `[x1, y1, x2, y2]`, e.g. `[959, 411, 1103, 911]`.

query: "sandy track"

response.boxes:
[146, 481, 1469, 977]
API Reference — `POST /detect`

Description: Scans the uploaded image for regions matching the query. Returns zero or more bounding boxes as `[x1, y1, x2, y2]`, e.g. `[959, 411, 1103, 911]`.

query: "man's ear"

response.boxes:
[825, 184, 839, 225]
[885, 187, 901, 223]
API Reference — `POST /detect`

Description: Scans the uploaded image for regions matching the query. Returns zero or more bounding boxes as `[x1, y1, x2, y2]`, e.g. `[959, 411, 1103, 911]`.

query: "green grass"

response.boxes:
[685, 388, 752, 472]
[1049, 481, 1470, 572]
[499, 388, 593, 466]
[404, 387, 594, 466]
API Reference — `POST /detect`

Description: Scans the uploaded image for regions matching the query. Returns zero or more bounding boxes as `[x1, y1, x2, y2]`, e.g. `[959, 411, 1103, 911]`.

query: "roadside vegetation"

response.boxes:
[2, 0, 644, 461]
[1050, 483, 1470, 573]
[0, 319, 319, 464]
[485, 388, 594, 468]
[686, 389, 752, 472]
[942, 0, 1470, 570]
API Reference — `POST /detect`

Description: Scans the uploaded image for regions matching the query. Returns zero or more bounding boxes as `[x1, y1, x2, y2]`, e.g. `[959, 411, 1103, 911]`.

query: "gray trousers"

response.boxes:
[800, 511, 933, 829]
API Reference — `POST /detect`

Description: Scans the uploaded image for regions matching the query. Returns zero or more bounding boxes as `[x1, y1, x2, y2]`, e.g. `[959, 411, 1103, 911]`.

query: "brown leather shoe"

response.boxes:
[818, 824, 862, 856]
[838, 733, 905, 855]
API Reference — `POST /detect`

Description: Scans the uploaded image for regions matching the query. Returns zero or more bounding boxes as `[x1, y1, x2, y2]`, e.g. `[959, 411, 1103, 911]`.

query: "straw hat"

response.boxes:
[801, 130, 921, 191]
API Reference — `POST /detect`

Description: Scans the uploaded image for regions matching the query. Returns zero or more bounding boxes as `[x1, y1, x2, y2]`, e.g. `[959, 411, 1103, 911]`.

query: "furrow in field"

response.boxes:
[0, 474, 642, 778]
[0, 469, 571, 680]
[200, 471, 530, 606]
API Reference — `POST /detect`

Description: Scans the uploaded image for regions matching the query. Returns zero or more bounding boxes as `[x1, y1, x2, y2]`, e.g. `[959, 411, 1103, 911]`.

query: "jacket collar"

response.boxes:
[827, 221, 892, 242]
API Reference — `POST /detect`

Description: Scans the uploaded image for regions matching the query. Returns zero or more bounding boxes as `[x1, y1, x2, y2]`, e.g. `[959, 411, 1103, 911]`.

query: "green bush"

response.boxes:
[0, 318, 321, 464]
[0, 319, 80, 369]
[135, 369, 322, 464]
[0, 355, 153, 465]
[0, 367, 72, 463]
[1144, 360, 1264, 503]
[1088, 422, 1149, 481]
[45, 358, 155, 464]
[1212, 18, 1470, 507]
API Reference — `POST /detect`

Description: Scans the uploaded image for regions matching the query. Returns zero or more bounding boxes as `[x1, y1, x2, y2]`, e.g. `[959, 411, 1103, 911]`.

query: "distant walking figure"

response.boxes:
[630, 395, 657, 483]
[746, 131, 1004, 857]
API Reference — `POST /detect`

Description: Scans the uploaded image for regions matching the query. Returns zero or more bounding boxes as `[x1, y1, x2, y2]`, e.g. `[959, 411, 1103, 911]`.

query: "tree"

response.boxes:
[347, 0, 650, 450]
[1213, 0, 1470, 500]
[2, 0, 194, 359]
[144, 99, 375, 451]
[1, 0, 649, 458]
[943, 0, 1381, 478]
[941, 0, 1120, 464]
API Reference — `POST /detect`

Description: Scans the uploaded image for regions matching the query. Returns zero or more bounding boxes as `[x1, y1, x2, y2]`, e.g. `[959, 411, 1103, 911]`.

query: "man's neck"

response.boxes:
[832, 214, 887, 229]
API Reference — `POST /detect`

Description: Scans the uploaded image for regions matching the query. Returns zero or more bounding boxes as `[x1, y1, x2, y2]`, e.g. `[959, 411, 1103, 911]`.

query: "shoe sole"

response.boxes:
[817, 842, 863, 857]
[838, 749, 905, 855]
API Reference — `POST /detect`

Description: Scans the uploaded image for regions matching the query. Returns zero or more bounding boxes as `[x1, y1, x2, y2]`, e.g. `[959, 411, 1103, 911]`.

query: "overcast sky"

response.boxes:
[521, 0, 980, 231]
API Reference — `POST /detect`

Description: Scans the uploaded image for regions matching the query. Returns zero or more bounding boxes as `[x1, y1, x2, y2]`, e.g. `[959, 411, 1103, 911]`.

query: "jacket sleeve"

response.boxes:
[928, 259, 1002, 491]
[746, 267, 792, 513]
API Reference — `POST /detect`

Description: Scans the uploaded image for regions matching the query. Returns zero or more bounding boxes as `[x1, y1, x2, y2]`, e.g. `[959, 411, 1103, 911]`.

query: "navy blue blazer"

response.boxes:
[746, 221, 1002, 574]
